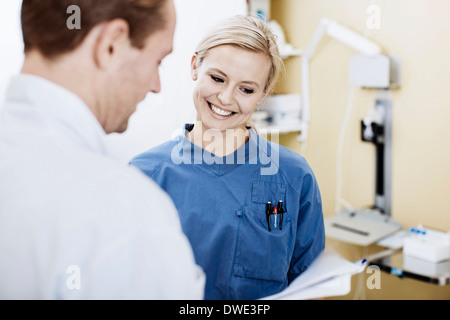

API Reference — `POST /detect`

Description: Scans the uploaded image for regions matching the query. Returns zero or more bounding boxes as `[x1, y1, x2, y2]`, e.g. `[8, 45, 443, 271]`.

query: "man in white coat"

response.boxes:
[0, 0, 205, 299]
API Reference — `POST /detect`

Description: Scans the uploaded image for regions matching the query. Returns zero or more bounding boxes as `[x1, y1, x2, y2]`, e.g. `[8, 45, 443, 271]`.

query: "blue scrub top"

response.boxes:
[130, 124, 325, 300]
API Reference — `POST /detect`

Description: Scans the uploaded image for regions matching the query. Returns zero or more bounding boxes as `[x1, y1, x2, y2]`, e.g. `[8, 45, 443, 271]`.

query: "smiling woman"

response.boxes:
[188, 15, 284, 155]
[190, 45, 271, 143]
[130, 15, 326, 300]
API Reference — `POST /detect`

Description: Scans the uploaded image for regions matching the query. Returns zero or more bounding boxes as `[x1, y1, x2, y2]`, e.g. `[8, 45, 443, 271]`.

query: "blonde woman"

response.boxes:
[130, 15, 325, 300]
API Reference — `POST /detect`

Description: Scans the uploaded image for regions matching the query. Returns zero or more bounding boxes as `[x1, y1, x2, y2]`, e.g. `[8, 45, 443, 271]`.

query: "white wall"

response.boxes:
[0, 0, 247, 163]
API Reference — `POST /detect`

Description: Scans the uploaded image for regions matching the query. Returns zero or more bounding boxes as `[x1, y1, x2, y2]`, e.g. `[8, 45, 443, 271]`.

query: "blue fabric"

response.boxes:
[130, 125, 325, 300]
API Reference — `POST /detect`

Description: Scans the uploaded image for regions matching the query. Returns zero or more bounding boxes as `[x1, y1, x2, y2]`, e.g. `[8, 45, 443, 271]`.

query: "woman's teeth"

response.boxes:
[209, 103, 233, 117]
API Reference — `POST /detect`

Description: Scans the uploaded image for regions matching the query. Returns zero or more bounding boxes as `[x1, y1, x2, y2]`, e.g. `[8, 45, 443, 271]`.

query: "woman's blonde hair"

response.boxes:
[194, 15, 285, 94]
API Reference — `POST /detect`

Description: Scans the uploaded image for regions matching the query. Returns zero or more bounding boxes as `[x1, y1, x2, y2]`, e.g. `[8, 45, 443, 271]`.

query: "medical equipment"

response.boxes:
[305, 18, 404, 246]
[368, 250, 450, 286]
[325, 76, 402, 246]
[404, 225, 450, 263]
[255, 15, 404, 246]
[300, 18, 382, 142]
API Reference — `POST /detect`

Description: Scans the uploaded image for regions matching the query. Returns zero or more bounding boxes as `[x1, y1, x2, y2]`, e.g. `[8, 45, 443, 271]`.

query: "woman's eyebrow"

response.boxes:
[241, 80, 259, 89]
[208, 68, 260, 89]
[209, 68, 227, 78]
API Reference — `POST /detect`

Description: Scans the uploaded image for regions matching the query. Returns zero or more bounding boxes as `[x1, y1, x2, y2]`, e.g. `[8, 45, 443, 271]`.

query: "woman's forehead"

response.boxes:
[200, 45, 271, 85]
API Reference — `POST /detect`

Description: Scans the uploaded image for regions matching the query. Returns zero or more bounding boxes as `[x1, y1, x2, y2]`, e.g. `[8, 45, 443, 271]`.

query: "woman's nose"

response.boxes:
[218, 86, 234, 106]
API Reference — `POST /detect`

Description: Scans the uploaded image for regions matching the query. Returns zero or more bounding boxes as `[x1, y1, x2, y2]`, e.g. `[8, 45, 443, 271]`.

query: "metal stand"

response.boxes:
[325, 90, 402, 246]
[361, 90, 393, 216]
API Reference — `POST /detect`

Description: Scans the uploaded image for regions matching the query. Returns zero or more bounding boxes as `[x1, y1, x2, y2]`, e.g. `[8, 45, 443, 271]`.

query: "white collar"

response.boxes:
[5, 74, 110, 156]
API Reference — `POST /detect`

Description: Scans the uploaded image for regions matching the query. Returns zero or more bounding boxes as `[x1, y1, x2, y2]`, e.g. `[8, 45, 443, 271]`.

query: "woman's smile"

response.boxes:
[207, 101, 236, 118]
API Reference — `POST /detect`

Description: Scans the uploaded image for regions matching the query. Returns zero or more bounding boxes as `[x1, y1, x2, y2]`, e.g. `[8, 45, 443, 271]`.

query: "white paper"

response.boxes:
[261, 248, 367, 300]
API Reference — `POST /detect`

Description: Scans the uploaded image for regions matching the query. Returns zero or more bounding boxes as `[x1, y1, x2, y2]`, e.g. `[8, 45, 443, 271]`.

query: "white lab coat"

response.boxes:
[0, 74, 205, 299]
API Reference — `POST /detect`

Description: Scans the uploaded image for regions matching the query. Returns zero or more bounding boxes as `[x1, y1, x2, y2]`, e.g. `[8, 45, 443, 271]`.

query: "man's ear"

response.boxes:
[93, 19, 131, 69]
[191, 53, 199, 81]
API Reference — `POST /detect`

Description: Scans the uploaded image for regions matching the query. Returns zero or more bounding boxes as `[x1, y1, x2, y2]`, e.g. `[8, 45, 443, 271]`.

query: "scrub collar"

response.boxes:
[175, 123, 259, 176]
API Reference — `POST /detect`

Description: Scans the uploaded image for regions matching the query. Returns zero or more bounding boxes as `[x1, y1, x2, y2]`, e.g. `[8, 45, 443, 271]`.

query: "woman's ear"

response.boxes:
[191, 53, 199, 81]
[257, 85, 273, 106]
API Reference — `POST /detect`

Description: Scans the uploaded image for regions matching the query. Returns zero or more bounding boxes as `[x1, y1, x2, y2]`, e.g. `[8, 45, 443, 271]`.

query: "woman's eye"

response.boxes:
[211, 75, 224, 83]
[241, 88, 254, 95]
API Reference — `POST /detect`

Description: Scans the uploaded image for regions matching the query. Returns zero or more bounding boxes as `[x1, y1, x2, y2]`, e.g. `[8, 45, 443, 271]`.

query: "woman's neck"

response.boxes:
[187, 121, 250, 158]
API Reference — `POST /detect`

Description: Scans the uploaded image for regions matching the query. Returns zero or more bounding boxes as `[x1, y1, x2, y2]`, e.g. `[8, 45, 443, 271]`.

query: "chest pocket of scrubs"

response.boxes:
[233, 181, 292, 282]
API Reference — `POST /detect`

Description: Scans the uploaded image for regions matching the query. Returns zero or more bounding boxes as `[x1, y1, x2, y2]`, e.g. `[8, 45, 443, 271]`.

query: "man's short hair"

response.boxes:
[21, 0, 168, 59]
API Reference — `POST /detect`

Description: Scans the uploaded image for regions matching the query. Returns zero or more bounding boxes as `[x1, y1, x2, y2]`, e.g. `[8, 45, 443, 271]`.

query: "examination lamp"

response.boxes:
[299, 18, 381, 141]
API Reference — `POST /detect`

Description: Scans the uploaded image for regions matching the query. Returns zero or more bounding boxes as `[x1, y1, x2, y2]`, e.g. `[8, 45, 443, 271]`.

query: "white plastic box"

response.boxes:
[403, 226, 450, 263]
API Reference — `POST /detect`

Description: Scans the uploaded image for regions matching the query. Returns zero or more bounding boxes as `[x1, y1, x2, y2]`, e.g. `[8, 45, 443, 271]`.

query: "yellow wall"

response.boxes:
[271, 0, 450, 299]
